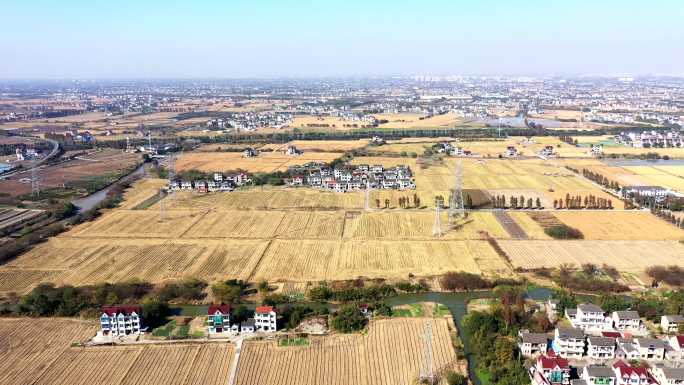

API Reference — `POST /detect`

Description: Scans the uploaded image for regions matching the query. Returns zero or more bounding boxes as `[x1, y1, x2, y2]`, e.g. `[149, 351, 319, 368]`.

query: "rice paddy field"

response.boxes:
[552, 211, 684, 240]
[260, 139, 371, 152]
[0, 318, 235, 385]
[565, 160, 684, 194]
[235, 318, 462, 385]
[500, 240, 684, 274]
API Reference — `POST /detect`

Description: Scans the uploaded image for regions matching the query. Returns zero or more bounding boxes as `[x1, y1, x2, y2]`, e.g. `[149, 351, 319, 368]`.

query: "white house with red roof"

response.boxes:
[612, 360, 657, 385]
[207, 304, 231, 334]
[530, 353, 571, 385]
[100, 305, 144, 336]
[254, 306, 277, 332]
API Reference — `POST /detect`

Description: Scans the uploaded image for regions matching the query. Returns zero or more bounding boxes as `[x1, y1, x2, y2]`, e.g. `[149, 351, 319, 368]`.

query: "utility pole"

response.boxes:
[31, 155, 40, 198]
[419, 320, 435, 384]
[449, 160, 465, 223]
[432, 200, 442, 238]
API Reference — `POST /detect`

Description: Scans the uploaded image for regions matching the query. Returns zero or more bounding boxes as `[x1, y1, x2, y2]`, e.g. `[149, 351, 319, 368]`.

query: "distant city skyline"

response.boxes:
[2, 0, 683, 79]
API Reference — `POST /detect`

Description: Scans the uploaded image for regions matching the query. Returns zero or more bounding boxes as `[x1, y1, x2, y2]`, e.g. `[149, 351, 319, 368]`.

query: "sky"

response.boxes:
[2, 0, 683, 79]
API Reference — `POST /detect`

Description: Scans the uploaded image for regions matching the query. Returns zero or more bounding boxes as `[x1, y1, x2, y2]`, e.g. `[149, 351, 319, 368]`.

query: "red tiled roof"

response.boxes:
[613, 361, 651, 378]
[208, 304, 231, 315]
[256, 306, 275, 314]
[538, 354, 569, 370]
[675, 335, 684, 348]
[602, 331, 622, 338]
[102, 305, 142, 317]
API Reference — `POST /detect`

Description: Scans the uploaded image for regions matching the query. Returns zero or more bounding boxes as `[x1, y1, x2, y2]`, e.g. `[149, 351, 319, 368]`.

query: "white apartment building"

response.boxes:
[587, 337, 616, 360]
[662, 315, 684, 334]
[613, 311, 646, 335]
[649, 366, 684, 385]
[519, 331, 549, 357]
[100, 305, 144, 336]
[566, 304, 613, 332]
[635, 338, 666, 360]
[254, 306, 277, 332]
[582, 366, 616, 385]
[553, 327, 586, 359]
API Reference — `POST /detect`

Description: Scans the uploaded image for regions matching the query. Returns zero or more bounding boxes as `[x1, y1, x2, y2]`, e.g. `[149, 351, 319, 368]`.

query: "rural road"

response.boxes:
[227, 338, 243, 385]
[72, 163, 146, 212]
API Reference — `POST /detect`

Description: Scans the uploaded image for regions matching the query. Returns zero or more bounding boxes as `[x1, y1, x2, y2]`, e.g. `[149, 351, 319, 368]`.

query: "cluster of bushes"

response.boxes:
[211, 279, 249, 304]
[439, 272, 509, 291]
[555, 269, 629, 293]
[15, 281, 170, 326]
[581, 169, 621, 191]
[650, 207, 684, 228]
[647, 265, 684, 287]
[544, 224, 584, 239]
[462, 310, 530, 385]
[156, 278, 207, 302]
[308, 284, 396, 303]
[330, 305, 367, 333]
[252, 171, 289, 186]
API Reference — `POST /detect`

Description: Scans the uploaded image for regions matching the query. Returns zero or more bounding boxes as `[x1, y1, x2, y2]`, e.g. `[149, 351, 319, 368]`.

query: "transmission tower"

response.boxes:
[449, 160, 465, 221]
[419, 320, 435, 384]
[432, 201, 442, 238]
[31, 155, 40, 198]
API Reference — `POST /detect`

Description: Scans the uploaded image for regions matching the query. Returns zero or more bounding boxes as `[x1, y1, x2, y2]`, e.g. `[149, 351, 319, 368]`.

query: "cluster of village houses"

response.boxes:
[523, 301, 684, 385]
[168, 172, 251, 193]
[434, 140, 603, 159]
[284, 162, 416, 192]
[615, 130, 683, 148]
[97, 304, 278, 338]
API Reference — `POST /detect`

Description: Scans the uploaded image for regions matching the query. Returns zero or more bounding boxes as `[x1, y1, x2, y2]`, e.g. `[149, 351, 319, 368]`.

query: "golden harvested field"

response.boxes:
[118, 178, 168, 209]
[343, 211, 509, 240]
[251, 239, 510, 281]
[552, 211, 684, 240]
[566, 162, 684, 194]
[371, 142, 435, 155]
[506, 212, 551, 240]
[373, 112, 471, 129]
[176, 151, 341, 173]
[235, 318, 461, 385]
[3, 237, 268, 288]
[0, 318, 97, 385]
[500, 240, 684, 273]
[602, 146, 684, 158]
[161, 188, 365, 210]
[33, 343, 233, 385]
[70, 209, 205, 238]
[184, 210, 345, 239]
[260, 139, 370, 152]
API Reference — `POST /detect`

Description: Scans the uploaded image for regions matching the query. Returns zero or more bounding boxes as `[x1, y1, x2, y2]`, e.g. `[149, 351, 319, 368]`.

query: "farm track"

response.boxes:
[493, 210, 529, 239]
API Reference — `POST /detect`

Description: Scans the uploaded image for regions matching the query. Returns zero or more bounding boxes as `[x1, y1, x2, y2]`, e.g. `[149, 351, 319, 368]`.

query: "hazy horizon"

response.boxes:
[3, 0, 683, 79]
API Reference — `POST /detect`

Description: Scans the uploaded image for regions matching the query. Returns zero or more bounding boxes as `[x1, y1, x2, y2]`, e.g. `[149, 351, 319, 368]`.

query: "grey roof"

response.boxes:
[620, 342, 637, 353]
[566, 309, 577, 316]
[578, 303, 604, 313]
[585, 366, 615, 378]
[522, 332, 548, 344]
[664, 315, 684, 323]
[588, 337, 615, 347]
[614, 311, 640, 320]
[636, 338, 665, 349]
[571, 380, 588, 385]
[661, 368, 684, 381]
[241, 318, 255, 328]
[557, 327, 585, 340]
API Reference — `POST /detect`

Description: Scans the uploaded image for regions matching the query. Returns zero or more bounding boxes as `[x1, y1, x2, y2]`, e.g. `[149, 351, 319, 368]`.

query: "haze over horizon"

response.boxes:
[3, 0, 683, 79]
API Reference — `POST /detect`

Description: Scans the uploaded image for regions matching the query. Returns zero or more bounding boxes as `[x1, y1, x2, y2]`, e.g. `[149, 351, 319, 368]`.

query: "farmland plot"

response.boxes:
[70, 209, 205, 238]
[500, 240, 684, 273]
[235, 318, 460, 385]
[552, 211, 684, 240]
[160, 189, 365, 210]
[4, 238, 268, 288]
[251, 239, 509, 281]
[29, 343, 234, 385]
[118, 178, 168, 209]
[176, 151, 341, 173]
[343, 211, 508, 240]
[0, 318, 97, 385]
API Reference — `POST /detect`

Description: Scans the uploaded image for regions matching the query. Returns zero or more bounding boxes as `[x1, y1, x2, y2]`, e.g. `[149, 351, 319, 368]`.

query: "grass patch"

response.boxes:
[391, 308, 413, 317]
[151, 320, 177, 337]
[172, 325, 190, 339]
[391, 304, 424, 317]
[476, 367, 493, 385]
[278, 337, 309, 347]
[434, 303, 450, 317]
